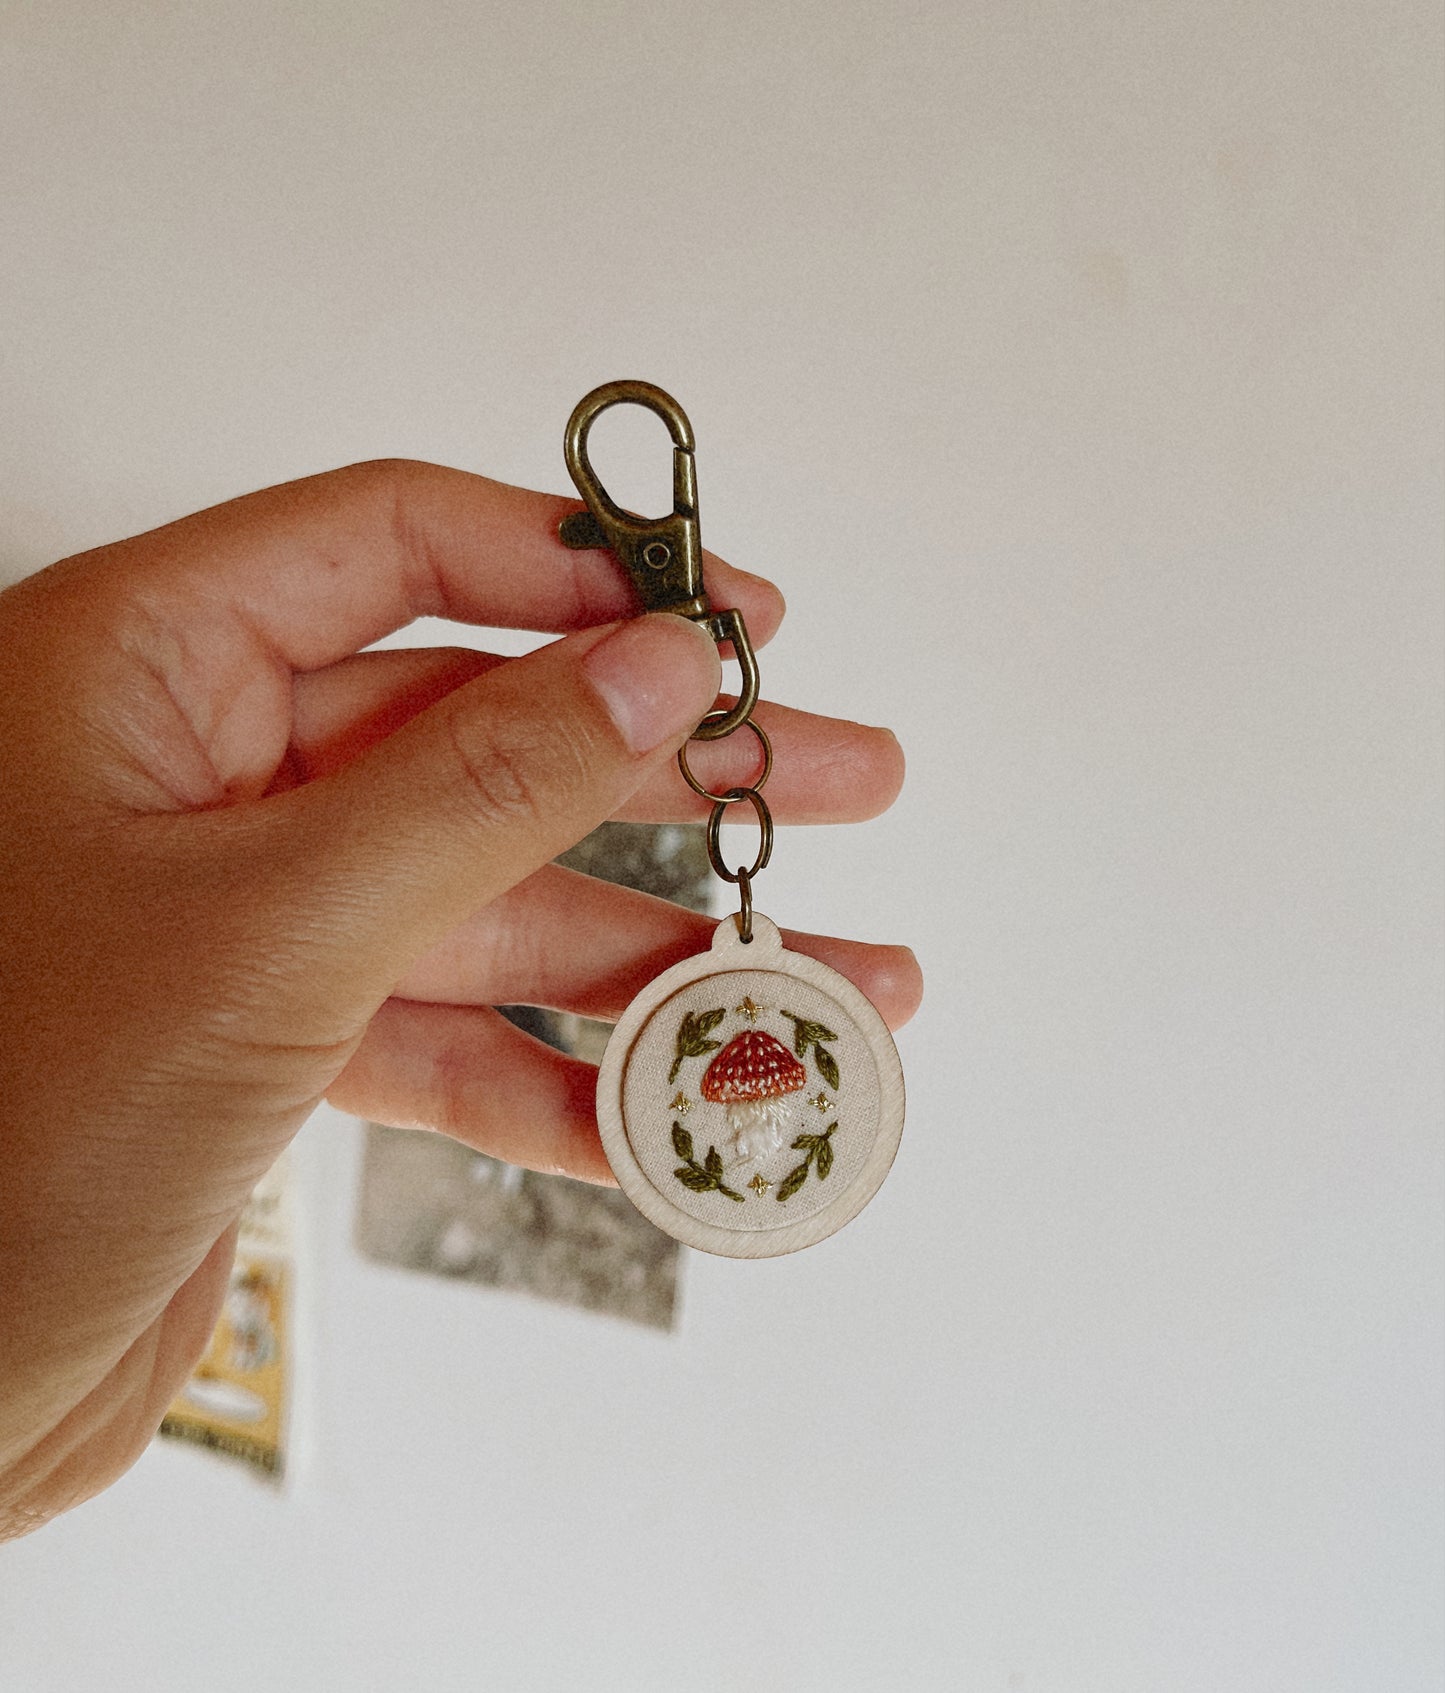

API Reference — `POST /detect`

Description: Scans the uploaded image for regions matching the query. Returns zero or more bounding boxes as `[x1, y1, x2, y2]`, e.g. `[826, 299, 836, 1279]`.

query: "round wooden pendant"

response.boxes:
[596, 914, 905, 1258]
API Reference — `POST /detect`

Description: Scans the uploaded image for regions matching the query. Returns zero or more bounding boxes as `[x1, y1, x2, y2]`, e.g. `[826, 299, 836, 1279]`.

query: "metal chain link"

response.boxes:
[685, 688, 773, 943]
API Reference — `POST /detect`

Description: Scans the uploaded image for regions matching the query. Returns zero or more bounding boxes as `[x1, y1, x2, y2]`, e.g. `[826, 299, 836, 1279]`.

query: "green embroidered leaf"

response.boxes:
[816, 1136, 835, 1180]
[673, 1149, 746, 1203]
[780, 1011, 810, 1057]
[669, 1008, 727, 1083]
[672, 1123, 694, 1161]
[783, 1013, 834, 1044]
[791, 1133, 816, 1153]
[781, 1010, 841, 1088]
[776, 1161, 811, 1202]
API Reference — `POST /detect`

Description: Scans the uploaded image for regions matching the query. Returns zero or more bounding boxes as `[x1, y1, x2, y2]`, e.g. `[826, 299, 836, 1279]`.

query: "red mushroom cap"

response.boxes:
[700, 1030, 807, 1103]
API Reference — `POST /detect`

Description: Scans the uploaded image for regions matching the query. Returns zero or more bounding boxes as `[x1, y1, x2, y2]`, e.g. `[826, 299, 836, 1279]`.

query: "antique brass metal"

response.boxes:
[677, 714, 773, 804]
[559, 380, 759, 741]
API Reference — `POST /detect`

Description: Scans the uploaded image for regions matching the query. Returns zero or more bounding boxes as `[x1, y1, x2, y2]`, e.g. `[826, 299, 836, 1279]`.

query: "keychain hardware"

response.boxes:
[677, 714, 773, 804]
[561, 379, 774, 944]
[704, 788, 773, 886]
[559, 379, 759, 742]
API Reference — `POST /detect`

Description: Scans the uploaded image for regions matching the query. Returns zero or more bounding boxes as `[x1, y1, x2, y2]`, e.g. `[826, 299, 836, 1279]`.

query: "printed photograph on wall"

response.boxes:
[158, 1151, 295, 1479]
[354, 823, 713, 1331]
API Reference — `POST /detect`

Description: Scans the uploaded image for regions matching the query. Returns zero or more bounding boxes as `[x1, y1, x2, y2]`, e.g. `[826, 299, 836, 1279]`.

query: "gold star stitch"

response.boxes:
[735, 996, 767, 1024]
[809, 1092, 835, 1114]
[670, 1092, 694, 1115]
[748, 1172, 772, 1196]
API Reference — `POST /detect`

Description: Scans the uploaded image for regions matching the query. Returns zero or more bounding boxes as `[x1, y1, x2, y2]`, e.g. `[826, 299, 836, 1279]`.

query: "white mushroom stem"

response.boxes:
[724, 1096, 794, 1168]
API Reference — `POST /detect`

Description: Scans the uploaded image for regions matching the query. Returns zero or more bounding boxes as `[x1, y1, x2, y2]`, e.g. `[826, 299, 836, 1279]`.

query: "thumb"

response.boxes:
[239, 612, 721, 1013]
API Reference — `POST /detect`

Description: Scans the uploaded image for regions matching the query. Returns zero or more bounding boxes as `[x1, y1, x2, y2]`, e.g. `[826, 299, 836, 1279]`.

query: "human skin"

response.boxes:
[0, 460, 920, 1538]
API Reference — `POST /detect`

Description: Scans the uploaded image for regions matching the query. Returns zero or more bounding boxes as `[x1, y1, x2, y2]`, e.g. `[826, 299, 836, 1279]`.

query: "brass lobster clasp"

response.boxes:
[559, 379, 758, 741]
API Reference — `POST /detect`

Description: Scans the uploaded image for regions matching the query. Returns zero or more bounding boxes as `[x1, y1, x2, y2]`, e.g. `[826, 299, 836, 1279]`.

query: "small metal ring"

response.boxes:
[735, 865, 754, 943]
[706, 788, 773, 883]
[678, 716, 772, 803]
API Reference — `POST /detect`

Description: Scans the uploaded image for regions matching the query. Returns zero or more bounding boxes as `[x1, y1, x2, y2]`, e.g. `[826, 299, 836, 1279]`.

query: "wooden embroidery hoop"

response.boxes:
[596, 914, 906, 1259]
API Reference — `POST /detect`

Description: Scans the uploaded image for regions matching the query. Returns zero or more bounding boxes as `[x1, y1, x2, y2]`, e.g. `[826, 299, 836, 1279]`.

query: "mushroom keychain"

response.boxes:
[560, 381, 905, 1258]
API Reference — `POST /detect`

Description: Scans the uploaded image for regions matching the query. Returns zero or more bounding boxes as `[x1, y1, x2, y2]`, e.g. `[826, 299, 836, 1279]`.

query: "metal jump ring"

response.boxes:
[678, 715, 773, 803]
[734, 865, 754, 943]
[706, 787, 774, 883]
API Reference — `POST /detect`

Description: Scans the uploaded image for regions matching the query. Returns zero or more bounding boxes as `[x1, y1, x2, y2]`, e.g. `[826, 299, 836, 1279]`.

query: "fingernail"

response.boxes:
[582, 614, 721, 754]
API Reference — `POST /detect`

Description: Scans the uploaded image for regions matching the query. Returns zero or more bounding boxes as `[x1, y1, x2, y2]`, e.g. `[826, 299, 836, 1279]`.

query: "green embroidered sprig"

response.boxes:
[668, 1008, 726, 1085]
[776, 1124, 837, 1201]
[780, 1011, 841, 1091]
[671, 1122, 745, 1203]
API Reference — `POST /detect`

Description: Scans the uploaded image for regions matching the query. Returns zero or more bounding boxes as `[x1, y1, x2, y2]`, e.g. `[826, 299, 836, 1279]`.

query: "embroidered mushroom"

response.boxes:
[700, 1029, 807, 1167]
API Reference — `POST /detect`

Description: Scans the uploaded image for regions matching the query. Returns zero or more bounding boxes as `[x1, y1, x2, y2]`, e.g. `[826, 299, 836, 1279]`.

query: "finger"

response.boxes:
[392, 864, 925, 1029]
[87, 460, 785, 671]
[325, 1000, 614, 1186]
[228, 614, 723, 1018]
[280, 646, 508, 788]
[619, 703, 903, 824]
[284, 646, 905, 823]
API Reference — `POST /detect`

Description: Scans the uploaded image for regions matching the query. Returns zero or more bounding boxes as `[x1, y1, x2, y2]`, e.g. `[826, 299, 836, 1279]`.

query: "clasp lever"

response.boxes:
[559, 380, 758, 741]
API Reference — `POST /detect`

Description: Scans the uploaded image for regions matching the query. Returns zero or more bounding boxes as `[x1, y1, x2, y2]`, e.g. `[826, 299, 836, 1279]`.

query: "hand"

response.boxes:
[0, 460, 919, 1535]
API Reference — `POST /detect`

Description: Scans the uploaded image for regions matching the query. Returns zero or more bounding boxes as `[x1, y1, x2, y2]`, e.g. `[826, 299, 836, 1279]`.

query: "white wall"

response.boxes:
[1, 4, 1440, 1690]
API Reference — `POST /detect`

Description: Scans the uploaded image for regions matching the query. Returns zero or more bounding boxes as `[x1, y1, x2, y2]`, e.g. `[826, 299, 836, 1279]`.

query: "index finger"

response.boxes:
[92, 459, 786, 672]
